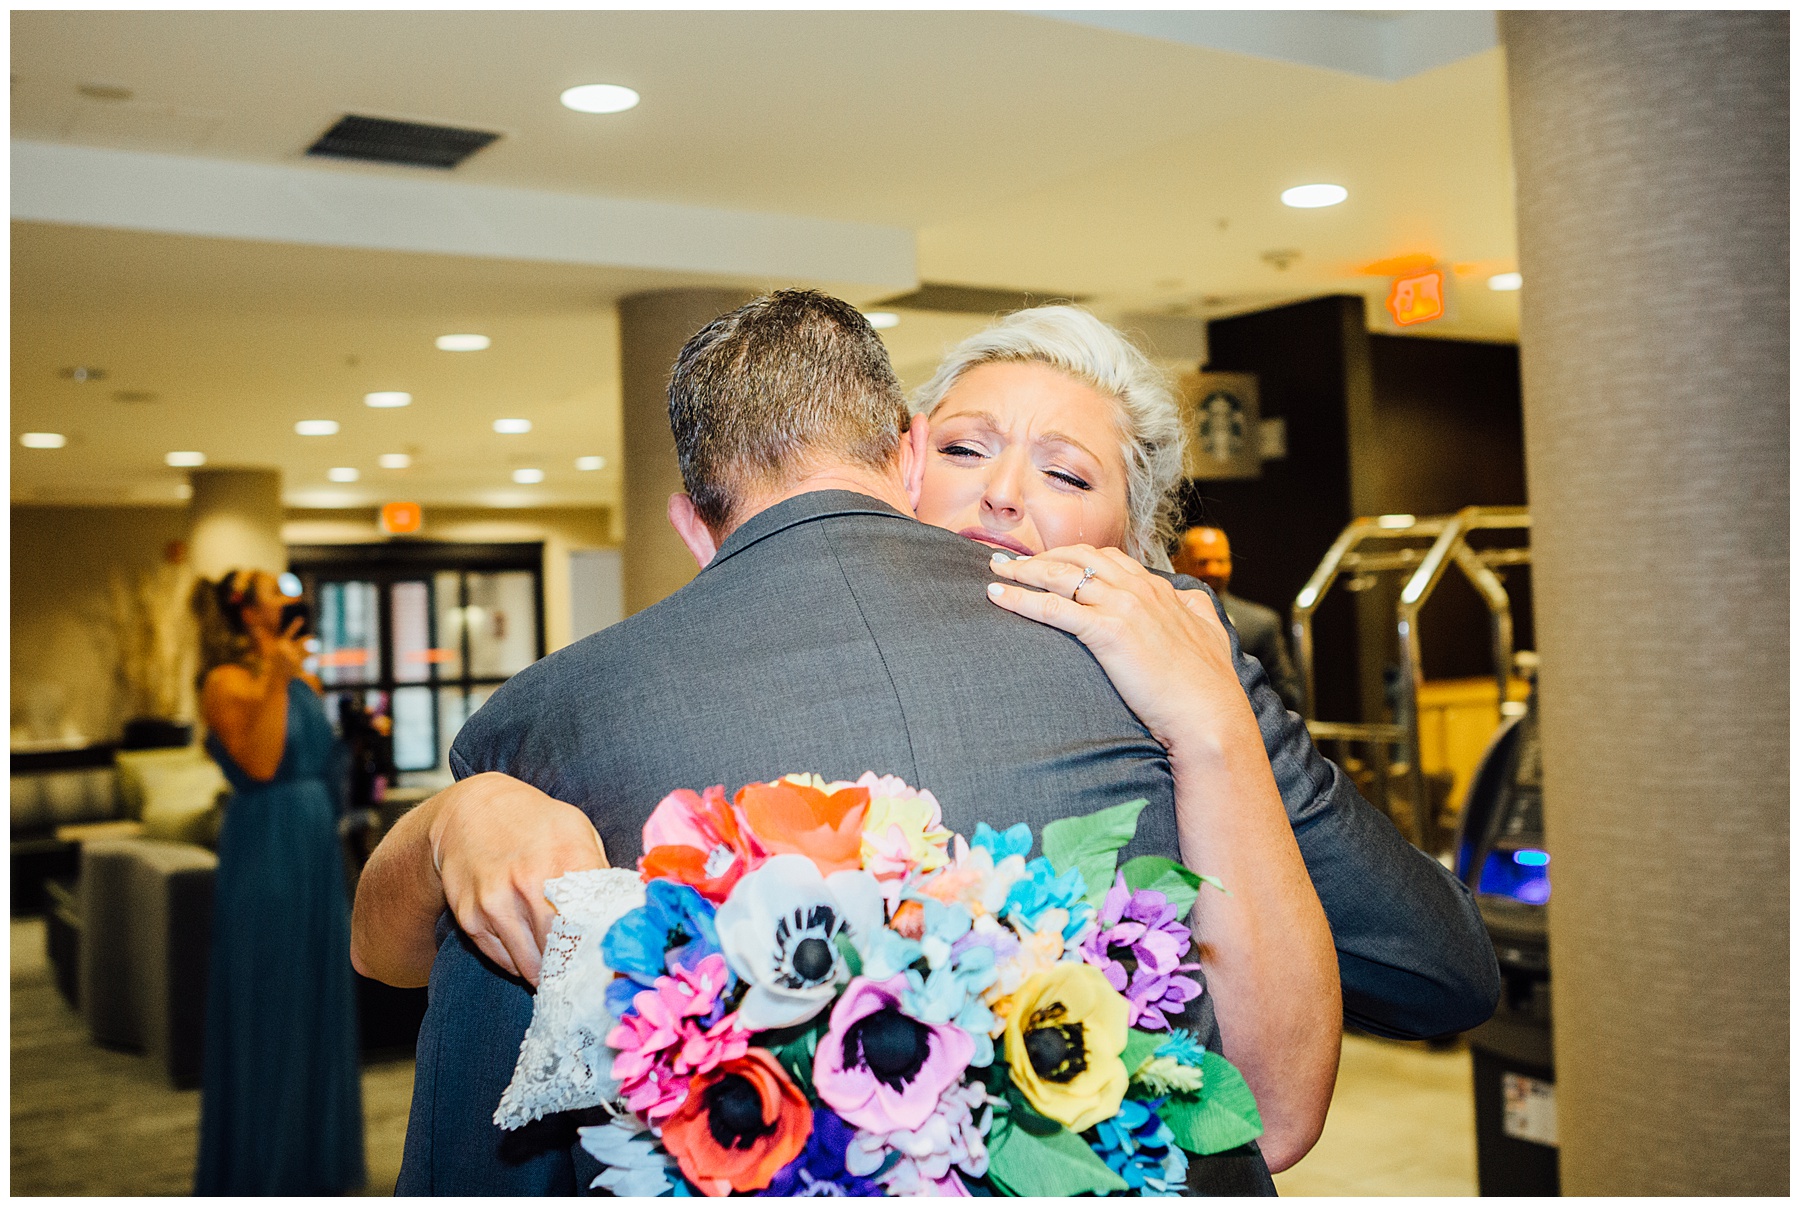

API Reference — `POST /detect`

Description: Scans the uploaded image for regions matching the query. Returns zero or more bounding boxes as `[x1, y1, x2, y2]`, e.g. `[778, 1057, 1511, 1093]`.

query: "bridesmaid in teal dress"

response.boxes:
[192, 569, 364, 1195]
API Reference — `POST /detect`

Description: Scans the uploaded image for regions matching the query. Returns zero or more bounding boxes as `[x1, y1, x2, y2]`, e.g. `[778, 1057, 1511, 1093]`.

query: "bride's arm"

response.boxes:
[350, 772, 608, 987]
[986, 544, 1340, 1172]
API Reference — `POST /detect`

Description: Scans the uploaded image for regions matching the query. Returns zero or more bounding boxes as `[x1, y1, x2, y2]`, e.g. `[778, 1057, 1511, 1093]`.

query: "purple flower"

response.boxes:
[813, 974, 974, 1133]
[1079, 873, 1204, 1030]
[761, 1107, 885, 1197]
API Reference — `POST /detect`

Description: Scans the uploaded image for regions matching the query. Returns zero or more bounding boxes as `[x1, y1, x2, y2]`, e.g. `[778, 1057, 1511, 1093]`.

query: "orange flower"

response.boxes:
[660, 1048, 812, 1195]
[735, 778, 869, 875]
[891, 899, 926, 940]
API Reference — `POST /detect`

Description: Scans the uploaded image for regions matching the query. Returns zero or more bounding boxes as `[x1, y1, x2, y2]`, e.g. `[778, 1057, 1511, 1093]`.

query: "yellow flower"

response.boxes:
[1003, 963, 1129, 1132]
[857, 773, 951, 878]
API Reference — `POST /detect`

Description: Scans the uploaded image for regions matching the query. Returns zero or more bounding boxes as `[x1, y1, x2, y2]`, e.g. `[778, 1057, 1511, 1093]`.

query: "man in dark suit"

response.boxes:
[354, 292, 1497, 1195]
[1173, 526, 1307, 715]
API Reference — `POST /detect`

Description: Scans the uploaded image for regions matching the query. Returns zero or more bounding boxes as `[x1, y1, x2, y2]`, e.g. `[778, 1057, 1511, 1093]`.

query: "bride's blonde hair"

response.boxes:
[910, 306, 1187, 570]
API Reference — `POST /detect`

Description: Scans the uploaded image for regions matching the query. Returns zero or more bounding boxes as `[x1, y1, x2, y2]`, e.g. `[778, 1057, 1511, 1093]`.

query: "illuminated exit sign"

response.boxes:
[380, 501, 423, 535]
[1386, 269, 1445, 327]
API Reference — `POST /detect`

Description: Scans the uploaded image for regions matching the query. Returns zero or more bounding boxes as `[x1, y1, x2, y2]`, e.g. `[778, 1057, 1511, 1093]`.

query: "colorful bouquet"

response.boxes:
[495, 773, 1263, 1196]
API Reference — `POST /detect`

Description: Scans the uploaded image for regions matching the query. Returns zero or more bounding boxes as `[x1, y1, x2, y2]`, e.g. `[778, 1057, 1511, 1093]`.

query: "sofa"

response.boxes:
[17, 745, 431, 1084]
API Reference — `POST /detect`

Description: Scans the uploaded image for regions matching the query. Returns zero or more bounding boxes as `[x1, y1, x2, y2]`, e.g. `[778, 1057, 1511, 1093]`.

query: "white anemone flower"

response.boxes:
[716, 853, 884, 1030]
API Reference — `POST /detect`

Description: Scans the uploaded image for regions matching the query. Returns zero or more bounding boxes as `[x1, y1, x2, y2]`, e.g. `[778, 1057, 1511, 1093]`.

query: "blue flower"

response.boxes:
[903, 941, 1000, 1066]
[601, 880, 725, 1017]
[918, 899, 972, 965]
[761, 1107, 884, 1197]
[862, 925, 924, 980]
[1154, 1028, 1207, 1067]
[1004, 857, 1094, 941]
[971, 821, 1032, 862]
[1091, 1097, 1184, 1195]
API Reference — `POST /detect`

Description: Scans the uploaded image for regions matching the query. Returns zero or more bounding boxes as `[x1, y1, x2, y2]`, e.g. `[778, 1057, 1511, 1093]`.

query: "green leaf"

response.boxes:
[1119, 855, 1205, 920]
[761, 1013, 830, 1096]
[1121, 1027, 1164, 1077]
[986, 1115, 1129, 1197]
[1041, 799, 1148, 905]
[834, 930, 863, 978]
[1001, 1078, 1064, 1136]
[1160, 1051, 1264, 1156]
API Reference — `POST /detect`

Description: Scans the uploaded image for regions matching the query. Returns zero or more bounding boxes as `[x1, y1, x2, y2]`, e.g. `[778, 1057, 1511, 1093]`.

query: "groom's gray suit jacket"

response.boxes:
[397, 490, 1498, 1195]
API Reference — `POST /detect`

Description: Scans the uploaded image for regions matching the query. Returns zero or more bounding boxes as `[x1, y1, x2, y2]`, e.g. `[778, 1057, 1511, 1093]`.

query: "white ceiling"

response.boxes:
[10, 10, 1520, 510]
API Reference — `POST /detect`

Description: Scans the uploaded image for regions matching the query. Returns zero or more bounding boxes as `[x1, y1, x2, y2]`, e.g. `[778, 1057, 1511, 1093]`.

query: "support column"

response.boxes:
[186, 468, 285, 580]
[1502, 12, 1787, 1194]
[618, 288, 753, 615]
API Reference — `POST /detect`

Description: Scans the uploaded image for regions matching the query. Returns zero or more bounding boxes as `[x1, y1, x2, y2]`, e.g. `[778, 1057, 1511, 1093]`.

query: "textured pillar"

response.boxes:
[619, 289, 753, 615]
[186, 468, 285, 580]
[1502, 12, 1787, 1194]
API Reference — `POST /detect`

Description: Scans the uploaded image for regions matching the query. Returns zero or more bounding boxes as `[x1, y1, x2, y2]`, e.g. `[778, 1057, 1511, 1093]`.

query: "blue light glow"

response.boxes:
[1513, 849, 1550, 867]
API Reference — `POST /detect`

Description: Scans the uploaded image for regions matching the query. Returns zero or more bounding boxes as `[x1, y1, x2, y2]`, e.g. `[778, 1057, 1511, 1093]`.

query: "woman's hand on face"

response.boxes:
[261, 617, 309, 685]
[426, 772, 610, 986]
[985, 544, 1257, 761]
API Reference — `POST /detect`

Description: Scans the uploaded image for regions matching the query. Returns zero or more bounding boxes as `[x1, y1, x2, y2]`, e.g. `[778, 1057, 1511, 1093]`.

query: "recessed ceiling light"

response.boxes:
[513, 467, 546, 484]
[493, 418, 532, 434]
[560, 84, 640, 114]
[166, 451, 206, 467]
[575, 455, 606, 471]
[20, 432, 66, 449]
[295, 419, 340, 436]
[327, 467, 360, 482]
[365, 391, 412, 408]
[863, 312, 900, 330]
[1487, 272, 1523, 292]
[60, 366, 107, 382]
[1281, 183, 1349, 209]
[1376, 513, 1417, 529]
[378, 453, 412, 469]
[436, 333, 491, 352]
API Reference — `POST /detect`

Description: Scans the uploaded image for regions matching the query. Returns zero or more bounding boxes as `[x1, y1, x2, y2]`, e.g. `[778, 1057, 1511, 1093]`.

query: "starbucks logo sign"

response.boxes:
[1198, 389, 1248, 461]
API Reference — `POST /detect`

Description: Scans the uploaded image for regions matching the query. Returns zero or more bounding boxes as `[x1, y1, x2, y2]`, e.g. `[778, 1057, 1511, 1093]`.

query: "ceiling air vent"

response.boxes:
[306, 114, 500, 169]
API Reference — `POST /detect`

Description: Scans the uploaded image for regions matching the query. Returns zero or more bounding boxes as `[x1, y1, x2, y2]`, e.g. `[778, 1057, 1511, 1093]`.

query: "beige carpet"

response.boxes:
[10, 917, 413, 1196]
[13, 916, 1476, 1196]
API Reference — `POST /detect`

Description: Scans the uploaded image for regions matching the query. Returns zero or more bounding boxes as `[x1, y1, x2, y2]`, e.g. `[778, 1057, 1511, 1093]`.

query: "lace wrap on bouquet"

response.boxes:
[493, 867, 646, 1130]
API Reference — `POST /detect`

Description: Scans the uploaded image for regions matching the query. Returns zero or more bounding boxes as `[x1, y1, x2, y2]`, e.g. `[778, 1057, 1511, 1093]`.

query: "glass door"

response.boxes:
[290, 542, 545, 782]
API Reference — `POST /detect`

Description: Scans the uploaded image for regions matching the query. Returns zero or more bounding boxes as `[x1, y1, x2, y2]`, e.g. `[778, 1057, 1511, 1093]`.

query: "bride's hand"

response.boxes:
[985, 544, 1257, 762]
[427, 772, 610, 986]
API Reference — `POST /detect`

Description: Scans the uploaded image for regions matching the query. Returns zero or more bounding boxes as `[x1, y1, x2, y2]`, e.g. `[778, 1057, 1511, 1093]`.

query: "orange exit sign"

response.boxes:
[380, 501, 423, 535]
[1386, 269, 1445, 326]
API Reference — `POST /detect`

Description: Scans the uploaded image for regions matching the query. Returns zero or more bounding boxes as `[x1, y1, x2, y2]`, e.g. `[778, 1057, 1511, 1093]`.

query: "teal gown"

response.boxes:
[195, 678, 365, 1195]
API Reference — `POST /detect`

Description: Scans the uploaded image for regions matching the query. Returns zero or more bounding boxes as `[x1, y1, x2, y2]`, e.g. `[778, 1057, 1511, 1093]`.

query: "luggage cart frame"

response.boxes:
[1290, 506, 1531, 850]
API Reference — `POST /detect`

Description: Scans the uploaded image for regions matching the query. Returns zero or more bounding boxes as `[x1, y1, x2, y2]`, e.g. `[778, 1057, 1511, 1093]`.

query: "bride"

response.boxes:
[353, 305, 1340, 1171]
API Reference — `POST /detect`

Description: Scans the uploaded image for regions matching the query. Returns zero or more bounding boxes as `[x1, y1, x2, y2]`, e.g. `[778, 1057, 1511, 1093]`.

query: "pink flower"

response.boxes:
[844, 1080, 993, 1195]
[606, 954, 746, 1121]
[813, 974, 973, 1133]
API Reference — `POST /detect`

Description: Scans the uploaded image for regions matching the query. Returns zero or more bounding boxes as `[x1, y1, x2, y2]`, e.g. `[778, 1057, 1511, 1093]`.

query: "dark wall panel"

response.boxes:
[1183, 295, 1366, 722]
[1365, 334, 1534, 680]
[1181, 298, 1530, 722]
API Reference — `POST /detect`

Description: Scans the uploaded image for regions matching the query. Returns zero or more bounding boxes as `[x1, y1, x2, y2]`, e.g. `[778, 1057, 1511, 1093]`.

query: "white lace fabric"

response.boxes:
[493, 867, 646, 1130]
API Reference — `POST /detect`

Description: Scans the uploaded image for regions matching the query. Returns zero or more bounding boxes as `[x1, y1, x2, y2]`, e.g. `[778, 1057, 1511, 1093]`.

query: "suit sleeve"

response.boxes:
[1263, 622, 1307, 719]
[1178, 576, 1501, 1038]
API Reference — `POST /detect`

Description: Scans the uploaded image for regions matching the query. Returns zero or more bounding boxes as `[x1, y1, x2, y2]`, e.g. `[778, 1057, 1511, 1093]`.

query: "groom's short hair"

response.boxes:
[669, 289, 910, 530]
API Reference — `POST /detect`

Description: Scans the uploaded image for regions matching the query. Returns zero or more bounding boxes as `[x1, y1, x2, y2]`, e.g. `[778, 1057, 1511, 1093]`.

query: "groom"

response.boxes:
[366, 291, 1496, 1195]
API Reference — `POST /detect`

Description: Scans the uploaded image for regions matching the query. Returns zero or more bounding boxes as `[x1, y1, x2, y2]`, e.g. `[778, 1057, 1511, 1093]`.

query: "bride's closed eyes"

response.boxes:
[935, 436, 1097, 493]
